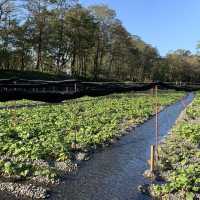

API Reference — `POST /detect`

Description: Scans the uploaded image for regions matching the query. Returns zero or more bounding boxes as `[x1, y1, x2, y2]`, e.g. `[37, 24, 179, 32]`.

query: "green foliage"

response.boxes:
[174, 123, 200, 144]
[1, 1, 200, 81]
[152, 92, 200, 199]
[0, 0, 161, 81]
[0, 160, 32, 177]
[0, 91, 183, 179]
[0, 159, 57, 179]
[153, 164, 200, 196]
[186, 93, 200, 119]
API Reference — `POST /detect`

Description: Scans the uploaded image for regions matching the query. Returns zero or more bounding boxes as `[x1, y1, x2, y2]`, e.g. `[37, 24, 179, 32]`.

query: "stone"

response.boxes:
[143, 170, 157, 180]
[75, 152, 88, 161]
[138, 184, 150, 195]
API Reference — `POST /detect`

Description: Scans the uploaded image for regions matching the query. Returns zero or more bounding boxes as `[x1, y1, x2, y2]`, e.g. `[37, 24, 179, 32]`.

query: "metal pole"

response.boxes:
[155, 85, 159, 160]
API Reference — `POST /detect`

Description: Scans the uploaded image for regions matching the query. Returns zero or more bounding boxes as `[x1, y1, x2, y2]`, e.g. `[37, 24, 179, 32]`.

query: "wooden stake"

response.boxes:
[150, 87, 154, 96]
[150, 145, 155, 172]
[12, 100, 17, 127]
[74, 130, 77, 150]
[74, 83, 77, 93]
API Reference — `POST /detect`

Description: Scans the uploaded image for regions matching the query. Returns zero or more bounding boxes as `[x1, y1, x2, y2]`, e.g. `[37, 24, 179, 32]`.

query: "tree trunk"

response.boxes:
[36, 27, 42, 70]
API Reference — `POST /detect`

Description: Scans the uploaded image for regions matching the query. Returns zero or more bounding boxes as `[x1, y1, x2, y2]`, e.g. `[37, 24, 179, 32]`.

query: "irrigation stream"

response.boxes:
[50, 92, 194, 200]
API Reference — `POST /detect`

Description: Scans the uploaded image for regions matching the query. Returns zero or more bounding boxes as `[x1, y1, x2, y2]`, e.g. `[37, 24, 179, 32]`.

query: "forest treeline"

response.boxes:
[1, 0, 200, 82]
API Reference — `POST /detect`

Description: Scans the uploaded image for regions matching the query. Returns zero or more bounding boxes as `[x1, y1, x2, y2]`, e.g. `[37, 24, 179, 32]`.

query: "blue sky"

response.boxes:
[80, 0, 200, 56]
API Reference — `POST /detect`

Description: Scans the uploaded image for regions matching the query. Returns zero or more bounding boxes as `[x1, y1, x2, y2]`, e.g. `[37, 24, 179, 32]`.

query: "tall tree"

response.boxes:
[26, 0, 51, 70]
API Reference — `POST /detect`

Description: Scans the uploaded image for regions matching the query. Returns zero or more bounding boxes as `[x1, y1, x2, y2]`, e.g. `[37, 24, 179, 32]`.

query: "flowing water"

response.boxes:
[50, 93, 194, 200]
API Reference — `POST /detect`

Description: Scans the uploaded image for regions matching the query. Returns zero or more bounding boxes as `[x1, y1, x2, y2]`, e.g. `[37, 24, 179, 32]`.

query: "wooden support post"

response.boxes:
[74, 83, 77, 93]
[74, 130, 77, 150]
[71, 131, 77, 150]
[150, 145, 155, 172]
[66, 87, 69, 93]
[12, 100, 16, 128]
[150, 87, 154, 95]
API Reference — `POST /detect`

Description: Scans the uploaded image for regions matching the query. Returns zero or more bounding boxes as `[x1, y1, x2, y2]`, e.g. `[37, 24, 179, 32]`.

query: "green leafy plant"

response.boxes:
[0, 91, 184, 179]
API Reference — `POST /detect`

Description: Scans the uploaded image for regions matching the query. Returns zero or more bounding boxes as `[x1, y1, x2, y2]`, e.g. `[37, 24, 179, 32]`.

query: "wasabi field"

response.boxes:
[0, 90, 191, 199]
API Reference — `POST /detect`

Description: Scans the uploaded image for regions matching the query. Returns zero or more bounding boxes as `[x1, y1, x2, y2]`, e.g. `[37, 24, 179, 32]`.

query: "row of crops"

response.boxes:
[0, 91, 184, 192]
[151, 92, 200, 200]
